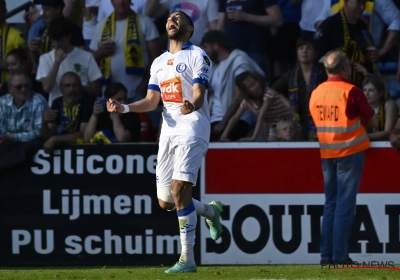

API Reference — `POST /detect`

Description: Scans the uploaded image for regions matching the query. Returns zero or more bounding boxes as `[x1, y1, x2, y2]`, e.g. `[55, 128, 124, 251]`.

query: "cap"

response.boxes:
[201, 30, 234, 49]
[34, 0, 65, 8]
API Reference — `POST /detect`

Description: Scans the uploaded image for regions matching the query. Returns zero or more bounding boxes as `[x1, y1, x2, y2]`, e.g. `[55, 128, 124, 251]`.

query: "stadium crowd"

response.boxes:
[1, 0, 400, 168]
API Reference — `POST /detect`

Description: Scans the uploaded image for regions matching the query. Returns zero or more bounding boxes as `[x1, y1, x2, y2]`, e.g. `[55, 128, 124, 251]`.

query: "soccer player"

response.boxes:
[106, 11, 223, 273]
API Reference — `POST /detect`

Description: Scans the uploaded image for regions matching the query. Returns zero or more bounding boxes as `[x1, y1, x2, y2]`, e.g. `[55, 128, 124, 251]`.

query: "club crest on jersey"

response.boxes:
[176, 62, 187, 73]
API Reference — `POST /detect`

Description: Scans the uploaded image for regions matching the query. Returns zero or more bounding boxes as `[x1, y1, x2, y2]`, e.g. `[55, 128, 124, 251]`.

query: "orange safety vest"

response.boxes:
[309, 80, 370, 158]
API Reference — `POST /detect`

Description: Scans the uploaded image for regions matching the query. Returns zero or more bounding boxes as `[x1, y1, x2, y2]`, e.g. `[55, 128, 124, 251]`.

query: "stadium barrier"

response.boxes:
[1, 142, 399, 265]
[201, 142, 400, 264]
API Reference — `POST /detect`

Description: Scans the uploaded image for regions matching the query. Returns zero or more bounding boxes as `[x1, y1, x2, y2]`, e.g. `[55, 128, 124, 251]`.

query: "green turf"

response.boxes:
[0, 265, 399, 280]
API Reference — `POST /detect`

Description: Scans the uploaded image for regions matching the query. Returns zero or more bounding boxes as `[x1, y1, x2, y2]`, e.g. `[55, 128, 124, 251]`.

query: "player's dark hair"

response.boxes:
[177, 11, 194, 39]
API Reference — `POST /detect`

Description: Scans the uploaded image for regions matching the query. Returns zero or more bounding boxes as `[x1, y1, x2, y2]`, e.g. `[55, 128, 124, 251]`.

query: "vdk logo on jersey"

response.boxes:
[160, 77, 183, 103]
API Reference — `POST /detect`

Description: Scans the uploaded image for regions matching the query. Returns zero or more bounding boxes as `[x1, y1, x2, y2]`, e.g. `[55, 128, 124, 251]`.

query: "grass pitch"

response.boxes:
[1, 265, 400, 280]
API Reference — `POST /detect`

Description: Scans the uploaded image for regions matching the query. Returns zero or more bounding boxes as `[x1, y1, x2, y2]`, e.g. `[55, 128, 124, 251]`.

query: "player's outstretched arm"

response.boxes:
[107, 90, 161, 114]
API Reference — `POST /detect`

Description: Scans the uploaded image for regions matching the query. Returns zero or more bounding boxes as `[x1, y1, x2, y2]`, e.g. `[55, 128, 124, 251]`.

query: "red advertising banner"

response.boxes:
[205, 143, 400, 194]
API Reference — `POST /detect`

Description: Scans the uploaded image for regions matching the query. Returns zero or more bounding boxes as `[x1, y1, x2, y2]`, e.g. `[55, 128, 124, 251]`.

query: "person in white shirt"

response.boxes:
[83, 0, 101, 50]
[315, 0, 400, 60]
[97, 0, 148, 21]
[145, 0, 219, 46]
[106, 11, 223, 274]
[36, 17, 102, 106]
[90, 0, 160, 101]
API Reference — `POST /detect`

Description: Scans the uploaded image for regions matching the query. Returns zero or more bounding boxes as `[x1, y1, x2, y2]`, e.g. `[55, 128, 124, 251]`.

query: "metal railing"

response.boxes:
[6, 1, 33, 19]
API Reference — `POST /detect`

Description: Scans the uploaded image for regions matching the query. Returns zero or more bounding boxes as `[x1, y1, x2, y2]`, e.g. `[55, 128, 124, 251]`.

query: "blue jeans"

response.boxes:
[320, 151, 365, 262]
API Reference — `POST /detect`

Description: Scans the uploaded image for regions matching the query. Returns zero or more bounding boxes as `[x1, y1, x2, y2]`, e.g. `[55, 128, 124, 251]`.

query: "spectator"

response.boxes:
[24, 4, 47, 45]
[30, 0, 85, 63]
[0, 48, 45, 97]
[315, 0, 400, 61]
[83, 0, 101, 50]
[272, 37, 326, 141]
[309, 50, 376, 264]
[145, 0, 219, 46]
[267, 0, 301, 80]
[41, 72, 94, 154]
[291, 0, 324, 39]
[0, 69, 48, 171]
[362, 74, 399, 140]
[98, 0, 148, 20]
[220, 71, 298, 142]
[315, 0, 378, 87]
[217, 0, 283, 75]
[201, 30, 265, 141]
[36, 17, 102, 106]
[0, 0, 26, 85]
[276, 118, 297, 141]
[84, 82, 141, 143]
[90, 0, 160, 102]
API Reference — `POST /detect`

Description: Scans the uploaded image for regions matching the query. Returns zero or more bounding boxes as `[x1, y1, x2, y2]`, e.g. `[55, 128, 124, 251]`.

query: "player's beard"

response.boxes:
[168, 26, 186, 40]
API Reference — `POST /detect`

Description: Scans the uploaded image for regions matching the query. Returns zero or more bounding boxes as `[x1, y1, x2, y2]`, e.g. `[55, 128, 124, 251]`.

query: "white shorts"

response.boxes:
[156, 135, 208, 187]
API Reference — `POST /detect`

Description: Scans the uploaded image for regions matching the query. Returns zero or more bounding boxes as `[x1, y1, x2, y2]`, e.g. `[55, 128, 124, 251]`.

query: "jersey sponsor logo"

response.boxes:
[167, 59, 174, 65]
[203, 56, 210, 66]
[176, 62, 187, 73]
[172, 3, 200, 21]
[160, 77, 183, 103]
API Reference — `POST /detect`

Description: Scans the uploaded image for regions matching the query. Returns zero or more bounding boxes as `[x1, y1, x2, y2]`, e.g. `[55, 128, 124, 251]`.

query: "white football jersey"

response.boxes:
[148, 42, 211, 143]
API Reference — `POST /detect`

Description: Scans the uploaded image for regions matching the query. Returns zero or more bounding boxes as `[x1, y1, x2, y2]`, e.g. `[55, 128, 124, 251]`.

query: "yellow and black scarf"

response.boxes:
[376, 101, 385, 132]
[100, 12, 145, 85]
[41, 28, 53, 54]
[0, 23, 10, 84]
[90, 129, 118, 144]
[58, 99, 81, 135]
[288, 64, 319, 141]
[340, 8, 376, 86]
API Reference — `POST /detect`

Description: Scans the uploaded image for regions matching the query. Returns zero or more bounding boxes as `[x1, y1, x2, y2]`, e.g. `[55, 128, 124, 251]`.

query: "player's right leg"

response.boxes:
[156, 136, 175, 211]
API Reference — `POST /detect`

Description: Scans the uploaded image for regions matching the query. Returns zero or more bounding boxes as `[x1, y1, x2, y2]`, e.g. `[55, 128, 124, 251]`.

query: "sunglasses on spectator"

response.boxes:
[10, 83, 30, 90]
[61, 83, 81, 88]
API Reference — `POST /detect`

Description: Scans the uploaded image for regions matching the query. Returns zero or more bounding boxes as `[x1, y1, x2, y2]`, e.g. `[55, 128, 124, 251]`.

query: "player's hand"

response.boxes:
[107, 98, 124, 113]
[181, 100, 195, 115]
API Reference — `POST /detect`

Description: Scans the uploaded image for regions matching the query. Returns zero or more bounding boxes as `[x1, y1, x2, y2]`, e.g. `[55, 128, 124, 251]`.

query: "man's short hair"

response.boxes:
[34, 0, 65, 9]
[48, 17, 72, 40]
[60, 71, 81, 85]
[7, 69, 30, 86]
[201, 30, 234, 49]
[323, 50, 348, 75]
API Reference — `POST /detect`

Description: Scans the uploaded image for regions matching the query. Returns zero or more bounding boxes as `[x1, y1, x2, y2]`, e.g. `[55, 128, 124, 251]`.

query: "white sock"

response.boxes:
[177, 202, 197, 265]
[192, 199, 215, 219]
